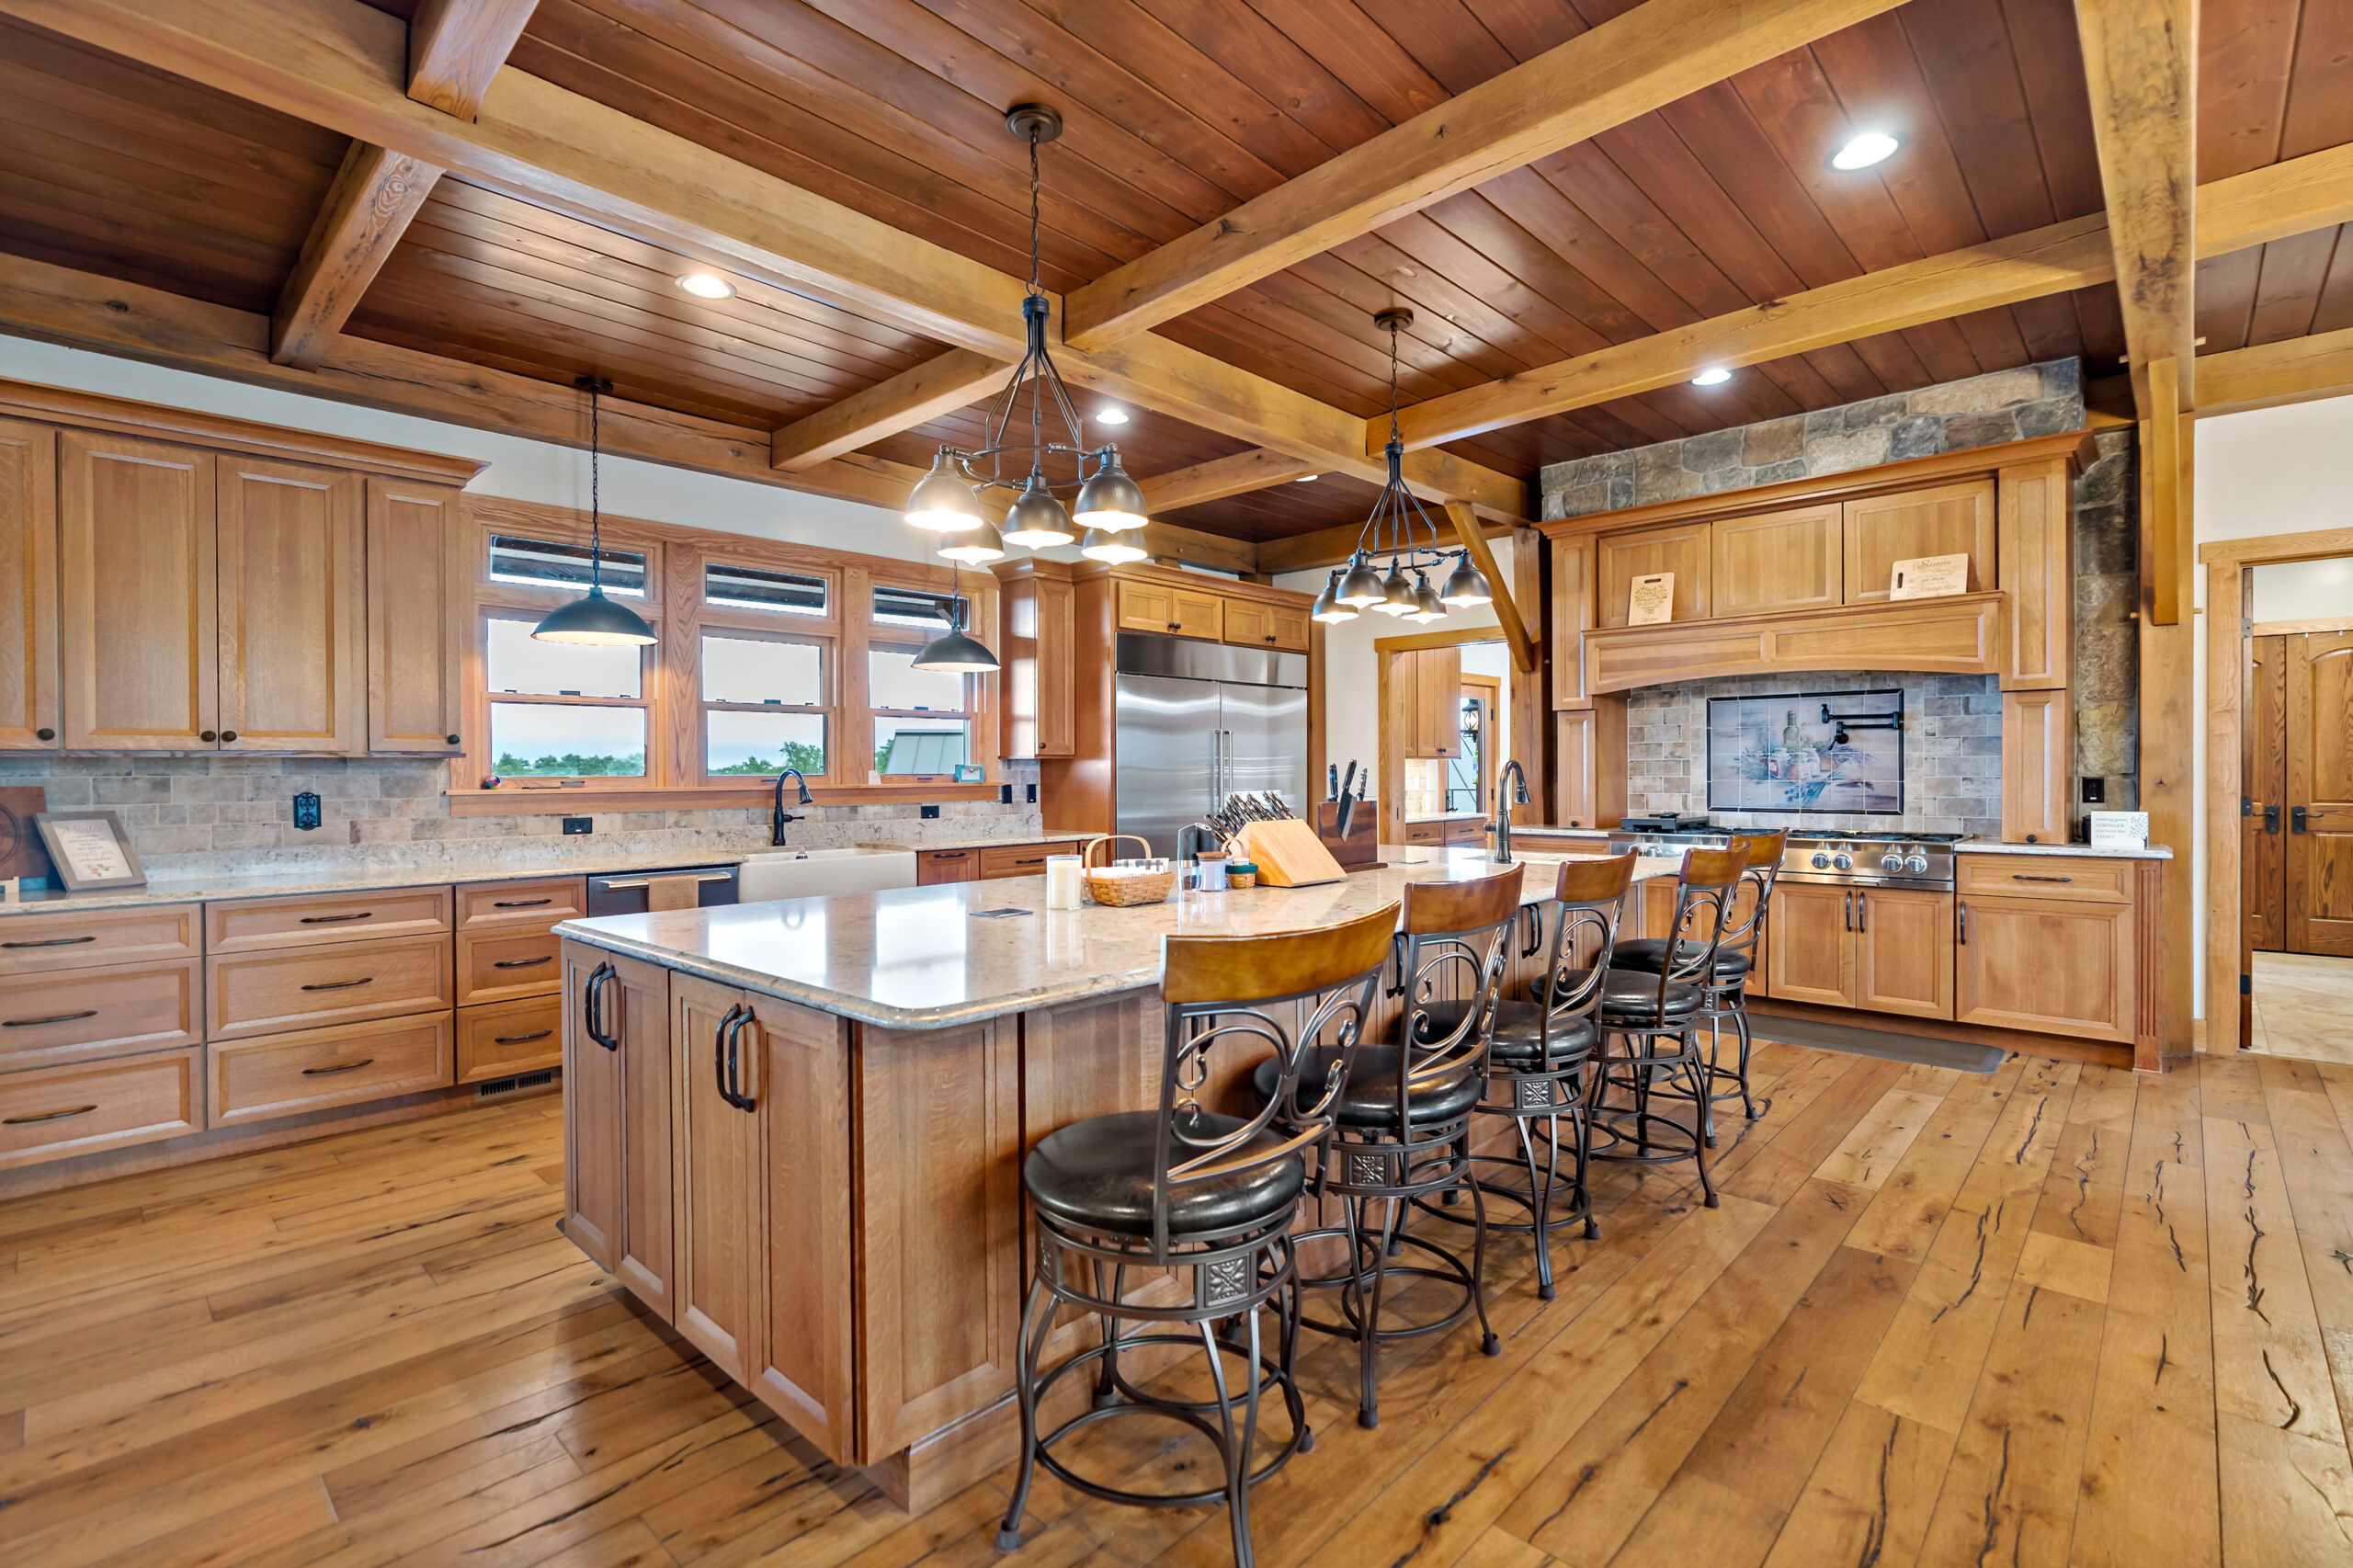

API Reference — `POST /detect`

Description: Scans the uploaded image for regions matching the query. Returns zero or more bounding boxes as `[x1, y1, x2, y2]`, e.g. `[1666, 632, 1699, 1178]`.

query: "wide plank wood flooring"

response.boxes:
[5, 1041, 2353, 1566]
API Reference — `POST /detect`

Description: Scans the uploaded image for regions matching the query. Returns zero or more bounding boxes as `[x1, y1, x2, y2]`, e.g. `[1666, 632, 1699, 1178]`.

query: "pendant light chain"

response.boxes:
[587, 377, 602, 597]
[530, 373, 657, 644]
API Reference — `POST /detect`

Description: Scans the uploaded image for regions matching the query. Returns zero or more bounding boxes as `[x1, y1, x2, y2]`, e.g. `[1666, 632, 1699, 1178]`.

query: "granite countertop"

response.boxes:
[0, 849, 756, 915]
[1955, 839, 2172, 859]
[1404, 811, 1485, 824]
[555, 846, 1689, 1031]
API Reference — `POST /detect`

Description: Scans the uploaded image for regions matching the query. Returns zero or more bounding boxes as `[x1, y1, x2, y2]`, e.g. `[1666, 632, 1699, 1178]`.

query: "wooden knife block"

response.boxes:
[1313, 801, 1381, 871]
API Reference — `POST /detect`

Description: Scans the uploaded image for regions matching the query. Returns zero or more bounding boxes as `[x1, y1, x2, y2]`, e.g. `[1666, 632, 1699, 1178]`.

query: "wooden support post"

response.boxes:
[2147, 358, 2186, 625]
[1446, 501, 1536, 676]
[2142, 424, 2196, 1056]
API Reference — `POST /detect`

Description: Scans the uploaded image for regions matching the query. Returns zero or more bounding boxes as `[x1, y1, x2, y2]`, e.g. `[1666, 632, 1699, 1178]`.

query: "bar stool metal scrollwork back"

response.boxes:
[997, 902, 1398, 1568]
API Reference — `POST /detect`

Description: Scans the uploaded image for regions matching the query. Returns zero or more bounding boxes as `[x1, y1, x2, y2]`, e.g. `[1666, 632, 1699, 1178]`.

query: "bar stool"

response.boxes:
[997, 903, 1397, 1568]
[1587, 846, 1746, 1210]
[1611, 829, 1784, 1135]
[1251, 865, 1524, 1429]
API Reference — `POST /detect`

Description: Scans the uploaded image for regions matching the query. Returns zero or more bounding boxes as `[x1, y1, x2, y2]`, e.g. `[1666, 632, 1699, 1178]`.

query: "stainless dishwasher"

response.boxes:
[585, 864, 741, 916]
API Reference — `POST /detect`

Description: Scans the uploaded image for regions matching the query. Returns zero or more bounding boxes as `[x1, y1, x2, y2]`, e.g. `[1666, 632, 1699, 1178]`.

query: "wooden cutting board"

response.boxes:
[1242, 819, 1347, 887]
[0, 788, 51, 882]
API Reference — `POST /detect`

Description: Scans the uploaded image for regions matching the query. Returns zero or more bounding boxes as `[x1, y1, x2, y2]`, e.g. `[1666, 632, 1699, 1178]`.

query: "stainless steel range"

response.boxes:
[1777, 831, 1959, 892]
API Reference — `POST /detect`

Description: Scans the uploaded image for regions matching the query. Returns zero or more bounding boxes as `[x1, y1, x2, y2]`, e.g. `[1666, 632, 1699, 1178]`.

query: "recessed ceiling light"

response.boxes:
[1295, 473, 1321, 483]
[1092, 406, 1130, 425]
[1691, 367, 1733, 387]
[675, 272, 736, 300]
[1829, 131, 1900, 171]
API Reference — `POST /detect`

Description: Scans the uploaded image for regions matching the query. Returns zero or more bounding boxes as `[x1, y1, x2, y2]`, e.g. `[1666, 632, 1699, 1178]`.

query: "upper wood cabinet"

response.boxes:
[1711, 503, 1841, 617]
[59, 431, 219, 751]
[1395, 645, 1462, 758]
[2000, 687, 2072, 844]
[0, 418, 57, 750]
[367, 479, 466, 753]
[216, 457, 363, 754]
[1551, 534, 1595, 709]
[994, 562, 1074, 760]
[1997, 457, 2073, 688]
[1842, 480, 1995, 605]
[1115, 578, 1222, 641]
[1223, 597, 1309, 652]
[1552, 700, 1624, 829]
[1597, 521, 1709, 626]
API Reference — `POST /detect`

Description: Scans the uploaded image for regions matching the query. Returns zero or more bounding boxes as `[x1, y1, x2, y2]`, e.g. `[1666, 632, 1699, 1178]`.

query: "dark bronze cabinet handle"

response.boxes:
[446, 733, 461, 744]
[199, 730, 217, 742]
[301, 1058, 373, 1076]
[493, 955, 552, 969]
[585, 960, 619, 1051]
[931, 851, 966, 859]
[1842, 891, 1852, 932]
[2, 935, 97, 949]
[3, 1103, 96, 1125]
[300, 911, 373, 924]
[34, 727, 52, 741]
[493, 1029, 553, 1045]
[221, 730, 238, 742]
[300, 976, 373, 992]
[4, 1010, 97, 1028]
[1958, 903, 1968, 944]
[1856, 891, 1868, 933]
[2009, 874, 2073, 883]
[493, 898, 552, 909]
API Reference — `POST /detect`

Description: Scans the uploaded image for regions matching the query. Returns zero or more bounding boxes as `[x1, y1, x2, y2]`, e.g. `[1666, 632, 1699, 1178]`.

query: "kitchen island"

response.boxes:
[553, 846, 1677, 1510]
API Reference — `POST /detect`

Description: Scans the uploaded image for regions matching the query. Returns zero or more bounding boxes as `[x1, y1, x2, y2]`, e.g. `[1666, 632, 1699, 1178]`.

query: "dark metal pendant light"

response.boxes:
[532, 377, 659, 646]
[910, 571, 1001, 674]
[902, 104, 1146, 562]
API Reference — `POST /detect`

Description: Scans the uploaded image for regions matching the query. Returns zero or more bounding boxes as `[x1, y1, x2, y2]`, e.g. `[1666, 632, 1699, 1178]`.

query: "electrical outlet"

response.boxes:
[2080, 777, 2105, 803]
[1026, 783, 1038, 803]
[290, 790, 322, 831]
[999, 783, 1014, 804]
[563, 816, 593, 835]
[920, 803, 941, 820]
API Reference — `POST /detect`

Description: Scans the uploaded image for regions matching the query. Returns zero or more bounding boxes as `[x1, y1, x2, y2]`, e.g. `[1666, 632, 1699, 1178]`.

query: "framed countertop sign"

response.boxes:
[1890, 553, 1971, 599]
[1627, 571, 1676, 625]
[34, 811, 147, 892]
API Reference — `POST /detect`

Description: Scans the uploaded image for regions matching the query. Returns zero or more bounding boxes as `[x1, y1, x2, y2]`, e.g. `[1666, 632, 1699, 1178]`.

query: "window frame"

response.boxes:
[697, 625, 836, 784]
[865, 578, 978, 784]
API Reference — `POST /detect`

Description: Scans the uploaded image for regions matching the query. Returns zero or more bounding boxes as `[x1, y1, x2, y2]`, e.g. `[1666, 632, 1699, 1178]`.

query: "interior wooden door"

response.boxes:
[0, 417, 57, 750]
[2286, 631, 2353, 956]
[216, 457, 363, 754]
[58, 431, 218, 750]
[1765, 883, 1856, 1006]
[1852, 887, 1955, 1019]
[670, 973, 761, 1383]
[2246, 633, 2289, 951]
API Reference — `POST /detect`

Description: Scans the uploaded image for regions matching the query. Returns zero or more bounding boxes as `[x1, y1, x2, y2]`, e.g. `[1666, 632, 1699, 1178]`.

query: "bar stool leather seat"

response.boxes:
[1025, 1109, 1306, 1237]
[1415, 1000, 1597, 1066]
[1610, 937, 1753, 983]
[1529, 968, 1708, 1023]
[1252, 1045, 1483, 1129]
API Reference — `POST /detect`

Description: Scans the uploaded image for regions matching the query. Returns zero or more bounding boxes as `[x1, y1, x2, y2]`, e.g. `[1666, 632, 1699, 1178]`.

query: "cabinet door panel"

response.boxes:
[562, 944, 621, 1273]
[59, 432, 217, 749]
[1853, 887, 1954, 1019]
[749, 995, 856, 1462]
[2000, 687, 2071, 845]
[1843, 480, 1994, 605]
[0, 418, 58, 750]
[1597, 522, 1710, 627]
[367, 480, 464, 752]
[1170, 586, 1223, 641]
[1115, 580, 1175, 634]
[1998, 457, 2072, 687]
[1551, 535, 1595, 709]
[1765, 883, 1855, 1006]
[1711, 504, 1841, 616]
[216, 457, 363, 753]
[671, 973, 761, 1381]
[563, 939, 674, 1317]
[1956, 897, 2133, 1042]
[1223, 599, 1272, 647]
[1553, 701, 1624, 830]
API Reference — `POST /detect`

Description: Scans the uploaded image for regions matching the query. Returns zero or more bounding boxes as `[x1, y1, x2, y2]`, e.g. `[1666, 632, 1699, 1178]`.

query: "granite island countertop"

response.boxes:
[555, 845, 1688, 1031]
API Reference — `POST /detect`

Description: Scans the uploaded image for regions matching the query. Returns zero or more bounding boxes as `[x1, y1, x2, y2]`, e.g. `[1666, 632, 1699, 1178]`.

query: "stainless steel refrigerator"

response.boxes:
[1113, 633, 1308, 858]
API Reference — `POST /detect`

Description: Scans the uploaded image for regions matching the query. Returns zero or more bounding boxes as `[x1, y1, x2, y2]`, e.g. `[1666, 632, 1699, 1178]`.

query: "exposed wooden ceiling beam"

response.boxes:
[6, 0, 1530, 523]
[271, 142, 442, 369]
[1139, 450, 1322, 514]
[1256, 513, 1514, 578]
[2075, 0, 2199, 414]
[1445, 502, 1535, 676]
[406, 0, 537, 121]
[2193, 324, 2353, 415]
[1059, 0, 1909, 353]
[769, 349, 1016, 472]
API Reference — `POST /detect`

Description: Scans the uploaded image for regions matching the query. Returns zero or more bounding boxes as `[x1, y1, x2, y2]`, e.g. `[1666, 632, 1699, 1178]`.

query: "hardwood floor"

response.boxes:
[2249, 951, 2353, 1065]
[5, 1043, 2353, 1566]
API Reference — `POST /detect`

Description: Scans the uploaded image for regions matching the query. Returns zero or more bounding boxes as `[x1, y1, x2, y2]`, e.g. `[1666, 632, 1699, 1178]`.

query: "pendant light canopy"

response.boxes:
[910, 577, 1001, 674]
[902, 105, 1147, 561]
[534, 378, 658, 647]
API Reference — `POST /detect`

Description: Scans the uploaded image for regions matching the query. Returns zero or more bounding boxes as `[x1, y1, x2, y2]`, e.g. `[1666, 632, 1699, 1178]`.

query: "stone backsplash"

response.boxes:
[0, 756, 1045, 882]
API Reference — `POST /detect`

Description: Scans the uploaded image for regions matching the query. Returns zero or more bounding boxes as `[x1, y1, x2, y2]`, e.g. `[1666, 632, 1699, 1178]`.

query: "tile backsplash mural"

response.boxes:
[1705, 689, 1905, 816]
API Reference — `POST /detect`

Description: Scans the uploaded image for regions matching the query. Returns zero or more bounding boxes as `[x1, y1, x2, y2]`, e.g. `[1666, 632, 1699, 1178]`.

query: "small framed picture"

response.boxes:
[34, 811, 147, 892]
[953, 763, 985, 783]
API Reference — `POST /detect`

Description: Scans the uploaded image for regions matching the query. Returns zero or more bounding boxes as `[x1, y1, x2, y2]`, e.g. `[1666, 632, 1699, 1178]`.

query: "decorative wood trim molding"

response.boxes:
[1581, 591, 2006, 694]
[2251, 615, 2353, 636]
[0, 379, 484, 484]
[2197, 524, 2353, 567]
[1068, 559, 1314, 611]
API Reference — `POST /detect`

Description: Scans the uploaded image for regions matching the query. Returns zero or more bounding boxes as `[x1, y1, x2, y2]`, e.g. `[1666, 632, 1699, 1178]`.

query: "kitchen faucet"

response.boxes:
[1492, 760, 1529, 863]
[771, 768, 813, 846]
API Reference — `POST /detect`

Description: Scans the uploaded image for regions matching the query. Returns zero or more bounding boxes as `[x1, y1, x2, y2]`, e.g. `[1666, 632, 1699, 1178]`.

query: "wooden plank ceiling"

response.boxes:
[1, 1, 2351, 544]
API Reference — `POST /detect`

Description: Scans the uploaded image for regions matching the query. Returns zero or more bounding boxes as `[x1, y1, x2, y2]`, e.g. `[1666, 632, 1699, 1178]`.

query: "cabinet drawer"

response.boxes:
[457, 927, 561, 1006]
[207, 885, 452, 952]
[1955, 855, 2133, 903]
[979, 840, 1082, 880]
[207, 933, 453, 1040]
[1444, 819, 1486, 847]
[456, 876, 586, 932]
[916, 848, 979, 885]
[1402, 821, 1444, 846]
[0, 958, 201, 1071]
[0, 903, 199, 978]
[457, 994, 562, 1084]
[209, 1011, 451, 1125]
[0, 1047, 202, 1170]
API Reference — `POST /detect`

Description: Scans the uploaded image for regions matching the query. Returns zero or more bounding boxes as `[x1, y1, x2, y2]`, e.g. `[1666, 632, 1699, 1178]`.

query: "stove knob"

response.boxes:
[1811, 852, 1831, 869]
[1880, 851, 1905, 872]
[1832, 853, 1853, 871]
[1906, 854, 1930, 874]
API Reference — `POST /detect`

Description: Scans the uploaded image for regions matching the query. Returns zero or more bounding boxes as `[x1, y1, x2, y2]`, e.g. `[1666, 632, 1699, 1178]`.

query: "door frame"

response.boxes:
[2200, 524, 2353, 1052]
[1374, 626, 1540, 842]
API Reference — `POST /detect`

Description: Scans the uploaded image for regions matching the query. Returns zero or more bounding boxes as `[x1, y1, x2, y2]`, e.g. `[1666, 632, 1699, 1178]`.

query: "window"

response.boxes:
[702, 632, 828, 778]
[707, 561, 826, 617]
[485, 614, 650, 777]
[489, 534, 647, 597]
[869, 645, 970, 778]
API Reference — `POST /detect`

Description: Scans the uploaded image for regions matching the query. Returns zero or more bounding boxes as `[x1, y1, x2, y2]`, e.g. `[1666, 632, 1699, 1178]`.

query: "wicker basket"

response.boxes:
[1081, 835, 1176, 906]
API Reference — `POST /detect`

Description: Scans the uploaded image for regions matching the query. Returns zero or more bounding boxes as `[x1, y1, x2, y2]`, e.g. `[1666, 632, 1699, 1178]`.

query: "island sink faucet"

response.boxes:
[771, 768, 813, 846]
[1492, 759, 1529, 863]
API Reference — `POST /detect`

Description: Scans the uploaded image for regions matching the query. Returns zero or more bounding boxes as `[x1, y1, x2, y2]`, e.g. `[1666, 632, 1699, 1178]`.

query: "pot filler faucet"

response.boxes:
[1492, 759, 1529, 864]
[771, 769, 813, 846]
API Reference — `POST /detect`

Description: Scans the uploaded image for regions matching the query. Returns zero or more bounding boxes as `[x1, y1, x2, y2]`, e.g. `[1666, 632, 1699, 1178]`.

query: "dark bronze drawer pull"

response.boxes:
[1, 935, 97, 949]
[3, 1010, 98, 1028]
[492, 898, 553, 909]
[300, 912, 373, 924]
[931, 851, 967, 859]
[2009, 873, 2074, 883]
[301, 1058, 374, 1076]
[3, 1103, 97, 1125]
[494, 1029, 553, 1045]
[493, 955, 552, 969]
[300, 976, 374, 992]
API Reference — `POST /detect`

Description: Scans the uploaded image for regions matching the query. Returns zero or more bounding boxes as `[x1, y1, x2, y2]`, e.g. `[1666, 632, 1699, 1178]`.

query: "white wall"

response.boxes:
[1277, 534, 1518, 794]
[2190, 394, 2353, 1016]
[0, 334, 926, 559]
[2249, 556, 2353, 621]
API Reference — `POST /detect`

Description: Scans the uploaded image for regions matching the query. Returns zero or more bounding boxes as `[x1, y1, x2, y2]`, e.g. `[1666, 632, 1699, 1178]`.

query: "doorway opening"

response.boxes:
[1376, 633, 1513, 847]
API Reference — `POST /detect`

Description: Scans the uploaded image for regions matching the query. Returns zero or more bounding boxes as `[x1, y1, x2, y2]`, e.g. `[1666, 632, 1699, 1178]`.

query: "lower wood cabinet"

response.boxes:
[456, 994, 562, 1083]
[0, 1046, 202, 1169]
[915, 848, 979, 885]
[206, 933, 453, 1040]
[562, 941, 675, 1320]
[1956, 894, 2135, 1044]
[0, 958, 202, 1072]
[209, 1011, 451, 1125]
[1763, 884, 1954, 1019]
[669, 972, 767, 1387]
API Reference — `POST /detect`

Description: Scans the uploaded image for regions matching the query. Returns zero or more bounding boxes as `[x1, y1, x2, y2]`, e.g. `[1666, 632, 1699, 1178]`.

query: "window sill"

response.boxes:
[448, 783, 1006, 816]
